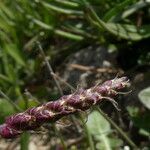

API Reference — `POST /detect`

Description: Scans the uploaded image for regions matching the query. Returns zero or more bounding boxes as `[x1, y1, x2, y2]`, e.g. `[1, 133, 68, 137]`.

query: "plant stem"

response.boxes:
[20, 132, 30, 150]
[51, 72, 75, 91]
[20, 91, 30, 150]
[36, 41, 63, 96]
[96, 107, 138, 149]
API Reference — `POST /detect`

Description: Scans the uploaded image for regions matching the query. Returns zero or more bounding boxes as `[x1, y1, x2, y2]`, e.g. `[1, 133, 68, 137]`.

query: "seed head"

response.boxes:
[0, 77, 130, 138]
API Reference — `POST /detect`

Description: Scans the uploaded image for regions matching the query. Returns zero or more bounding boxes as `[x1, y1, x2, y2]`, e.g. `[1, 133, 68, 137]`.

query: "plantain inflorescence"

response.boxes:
[0, 77, 130, 138]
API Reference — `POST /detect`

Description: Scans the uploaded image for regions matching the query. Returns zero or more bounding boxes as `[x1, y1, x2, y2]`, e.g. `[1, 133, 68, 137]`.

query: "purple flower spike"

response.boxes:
[0, 77, 130, 138]
[0, 124, 21, 138]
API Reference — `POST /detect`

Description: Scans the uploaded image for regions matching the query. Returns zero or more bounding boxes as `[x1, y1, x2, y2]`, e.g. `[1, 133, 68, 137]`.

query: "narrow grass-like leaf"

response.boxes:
[0, 2, 15, 19]
[54, 29, 84, 40]
[32, 18, 53, 30]
[41, 1, 83, 15]
[103, 0, 133, 22]
[0, 74, 12, 84]
[114, 0, 150, 21]
[55, 0, 80, 8]
[0, 15, 12, 32]
[86, 4, 150, 40]
[4, 44, 25, 66]
[0, 30, 11, 42]
[33, 18, 83, 40]
[62, 25, 95, 39]
[1, 50, 14, 82]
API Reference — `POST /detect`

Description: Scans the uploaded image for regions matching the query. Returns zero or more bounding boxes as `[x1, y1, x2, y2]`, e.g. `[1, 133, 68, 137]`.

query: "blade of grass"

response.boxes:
[0, 74, 12, 84]
[84, 1, 150, 40]
[55, 0, 80, 8]
[118, 0, 150, 20]
[4, 44, 26, 66]
[41, 1, 83, 15]
[32, 18, 84, 40]
[103, 0, 133, 22]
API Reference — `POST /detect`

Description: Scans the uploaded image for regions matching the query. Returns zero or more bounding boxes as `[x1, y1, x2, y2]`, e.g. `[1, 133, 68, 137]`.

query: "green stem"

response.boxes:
[20, 92, 30, 150]
[96, 107, 138, 149]
[20, 132, 30, 150]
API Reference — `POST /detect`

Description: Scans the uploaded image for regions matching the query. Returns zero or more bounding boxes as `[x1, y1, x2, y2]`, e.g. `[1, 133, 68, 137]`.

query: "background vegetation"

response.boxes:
[0, 0, 150, 149]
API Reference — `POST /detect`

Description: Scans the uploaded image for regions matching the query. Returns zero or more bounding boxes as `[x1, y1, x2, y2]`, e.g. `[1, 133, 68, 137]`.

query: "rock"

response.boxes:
[59, 45, 121, 89]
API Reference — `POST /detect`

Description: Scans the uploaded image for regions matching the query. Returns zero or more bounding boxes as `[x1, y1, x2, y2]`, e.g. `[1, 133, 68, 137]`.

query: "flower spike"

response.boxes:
[0, 77, 130, 138]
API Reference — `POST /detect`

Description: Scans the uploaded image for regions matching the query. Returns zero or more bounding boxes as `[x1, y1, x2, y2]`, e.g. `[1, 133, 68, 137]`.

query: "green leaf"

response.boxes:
[1, 50, 17, 82]
[33, 18, 53, 30]
[138, 87, 150, 109]
[107, 23, 150, 40]
[132, 112, 150, 136]
[127, 106, 139, 117]
[0, 15, 11, 32]
[0, 30, 11, 42]
[4, 44, 25, 66]
[139, 129, 150, 137]
[86, 111, 111, 150]
[0, 98, 15, 123]
[127, 106, 150, 137]
[0, 2, 15, 19]
[54, 29, 84, 40]
[87, 5, 150, 40]
[96, 137, 123, 149]
[41, 1, 83, 15]
[104, 0, 150, 22]
[33, 18, 83, 40]
[0, 74, 12, 83]
[55, 0, 80, 8]
[116, 0, 150, 21]
[103, 0, 133, 22]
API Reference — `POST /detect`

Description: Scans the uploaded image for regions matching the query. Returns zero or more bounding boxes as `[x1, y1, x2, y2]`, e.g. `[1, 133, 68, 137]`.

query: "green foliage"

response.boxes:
[0, 98, 15, 123]
[85, 0, 150, 40]
[127, 106, 150, 137]
[86, 111, 123, 149]
[0, 0, 149, 97]
[4, 44, 26, 66]
[138, 87, 150, 110]
[0, 0, 149, 148]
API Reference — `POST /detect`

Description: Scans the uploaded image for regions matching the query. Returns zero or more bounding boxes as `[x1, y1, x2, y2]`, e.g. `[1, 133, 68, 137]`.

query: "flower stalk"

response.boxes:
[0, 77, 130, 138]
